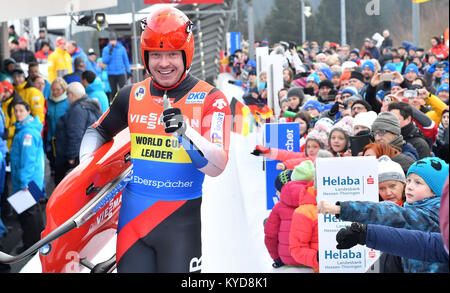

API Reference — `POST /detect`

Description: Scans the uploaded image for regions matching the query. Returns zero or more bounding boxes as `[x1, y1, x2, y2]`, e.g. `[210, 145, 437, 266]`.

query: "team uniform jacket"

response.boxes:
[80, 73, 231, 264]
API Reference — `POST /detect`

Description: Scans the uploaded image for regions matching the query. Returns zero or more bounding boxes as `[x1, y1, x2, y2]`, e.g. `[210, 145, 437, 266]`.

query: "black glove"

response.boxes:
[272, 258, 284, 268]
[329, 102, 343, 116]
[336, 222, 367, 249]
[162, 107, 186, 136]
[250, 145, 270, 156]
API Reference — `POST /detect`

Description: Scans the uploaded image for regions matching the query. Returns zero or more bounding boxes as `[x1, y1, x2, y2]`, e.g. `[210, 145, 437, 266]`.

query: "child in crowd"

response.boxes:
[250, 121, 329, 170]
[317, 157, 449, 273]
[293, 111, 312, 151]
[264, 168, 299, 267]
[288, 160, 320, 272]
[327, 116, 354, 156]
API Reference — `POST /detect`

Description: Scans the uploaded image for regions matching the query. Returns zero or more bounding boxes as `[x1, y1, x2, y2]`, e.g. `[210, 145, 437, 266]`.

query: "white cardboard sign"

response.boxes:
[316, 156, 380, 273]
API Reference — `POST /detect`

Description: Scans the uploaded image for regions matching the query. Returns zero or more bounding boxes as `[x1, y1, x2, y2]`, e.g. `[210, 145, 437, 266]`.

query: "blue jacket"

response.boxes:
[10, 115, 45, 193]
[71, 47, 95, 73]
[85, 77, 109, 113]
[101, 41, 131, 76]
[339, 197, 448, 272]
[366, 224, 448, 265]
[97, 58, 111, 93]
[46, 94, 70, 148]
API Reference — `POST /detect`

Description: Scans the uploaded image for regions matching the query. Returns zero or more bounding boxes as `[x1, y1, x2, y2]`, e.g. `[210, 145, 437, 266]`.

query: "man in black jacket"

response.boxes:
[54, 82, 101, 184]
[10, 37, 36, 65]
[388, 102, 431, 159]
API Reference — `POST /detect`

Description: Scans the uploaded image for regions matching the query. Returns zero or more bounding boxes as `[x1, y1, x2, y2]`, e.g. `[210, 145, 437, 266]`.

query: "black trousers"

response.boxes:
[108, 74, 127, 104]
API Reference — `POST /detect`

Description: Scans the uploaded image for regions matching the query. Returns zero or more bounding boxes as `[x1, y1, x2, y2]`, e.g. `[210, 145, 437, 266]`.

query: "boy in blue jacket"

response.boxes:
[317, 157, 449, 273]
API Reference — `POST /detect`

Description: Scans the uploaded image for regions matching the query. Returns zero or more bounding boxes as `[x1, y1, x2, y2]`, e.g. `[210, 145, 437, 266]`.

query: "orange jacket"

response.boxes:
[289, 182, 319, 270]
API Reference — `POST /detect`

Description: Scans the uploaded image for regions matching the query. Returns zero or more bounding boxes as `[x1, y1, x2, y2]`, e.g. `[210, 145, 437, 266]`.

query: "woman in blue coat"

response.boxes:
[10, 100, 45, 252]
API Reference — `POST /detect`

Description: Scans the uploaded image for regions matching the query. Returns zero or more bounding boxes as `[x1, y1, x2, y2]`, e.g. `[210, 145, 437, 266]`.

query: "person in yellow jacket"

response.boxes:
[1, 79, 22, 150]
[12, 68, 45, 125]
[47, 37, 72, 83]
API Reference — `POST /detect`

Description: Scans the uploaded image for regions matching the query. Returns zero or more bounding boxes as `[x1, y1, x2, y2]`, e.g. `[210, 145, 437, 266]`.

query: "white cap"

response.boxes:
[378, 155, 406, 183]
[353, 111, 377, 130]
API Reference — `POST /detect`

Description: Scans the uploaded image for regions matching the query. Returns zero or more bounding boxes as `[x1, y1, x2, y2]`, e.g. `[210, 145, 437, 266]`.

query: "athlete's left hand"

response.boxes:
[162, 107, 186, 136]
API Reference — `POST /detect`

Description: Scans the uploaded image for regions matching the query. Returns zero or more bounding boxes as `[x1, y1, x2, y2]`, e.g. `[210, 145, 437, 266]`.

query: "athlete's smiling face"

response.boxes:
[147, 50, 184, 88]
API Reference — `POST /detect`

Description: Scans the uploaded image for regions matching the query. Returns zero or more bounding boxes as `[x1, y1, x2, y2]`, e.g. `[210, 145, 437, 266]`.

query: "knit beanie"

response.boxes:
[287, 87, 305, 101]
[371, 112, 401, 136]
[436, 83, 449, 95]
[404, 63, 419, 75]
[378, 155, 406, 183]
[331, 116, 354, 137]
[361, 60, 375, 72]
[353, 111, 377, 130]
[303, 100, 323, 112]
[274, 169, 293, 192]
[350, 71, 364, 83]
[406, 157, 449, 197]
[291, 160, 315, 181]
[305, 123, 329, 149]
[341, 86, 358, 96]
[319, 68, 333, 80]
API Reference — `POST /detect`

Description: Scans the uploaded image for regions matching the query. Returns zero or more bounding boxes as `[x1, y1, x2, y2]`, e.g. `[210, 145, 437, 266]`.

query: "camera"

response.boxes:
[404, 89, 418, 99]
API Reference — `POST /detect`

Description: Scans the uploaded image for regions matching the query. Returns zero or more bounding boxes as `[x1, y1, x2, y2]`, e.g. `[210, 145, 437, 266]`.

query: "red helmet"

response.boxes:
[141, 6, 194, 79]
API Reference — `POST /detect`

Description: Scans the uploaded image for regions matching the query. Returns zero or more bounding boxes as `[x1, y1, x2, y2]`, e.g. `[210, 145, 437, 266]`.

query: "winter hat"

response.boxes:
[306, 73, 320, 85]
[351, 99, 372, 112]
[56, 37, 66, 46]
[291, 160, 315, 181]
[1, 80, 14, 95]
[319, 79, 334, 89]
[305, 123, 329, 149]
[319, 68, 333, 80]
[19, 36, 27, 44]
[88, 48, 96, 56]
[371, 112, 401, 136]
[404, 64, 419, 75]
[378, 155, 406, 183]
[303, 100, 323, 112]
[287, 87, 304, 100]
[342, 61, 358, 71]
[274, 169, 293, 192]
[407, 157, 449, 197]
[353, 111, 377, 130]
[331, 116, 354, 137]
[350, 71, 365, 83]
[361, 60, 375, 72]
[383, 63, 397, 72]
[341, 86, 358, 96]
[314, 117, 334, 132]
[436, 83, 449, 95]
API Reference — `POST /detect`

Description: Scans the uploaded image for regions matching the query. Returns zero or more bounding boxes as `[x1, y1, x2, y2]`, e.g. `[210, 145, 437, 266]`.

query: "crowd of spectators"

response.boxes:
[225, 30, 449, 273]
[0, 26, 130, 264]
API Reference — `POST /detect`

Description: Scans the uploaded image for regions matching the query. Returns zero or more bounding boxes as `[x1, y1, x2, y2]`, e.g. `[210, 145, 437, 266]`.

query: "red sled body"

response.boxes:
[40, 128, 131, 273]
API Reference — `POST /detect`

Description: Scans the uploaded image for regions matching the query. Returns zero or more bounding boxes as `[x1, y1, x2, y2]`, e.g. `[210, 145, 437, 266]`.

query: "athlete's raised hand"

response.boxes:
[162, 107, 186, 136]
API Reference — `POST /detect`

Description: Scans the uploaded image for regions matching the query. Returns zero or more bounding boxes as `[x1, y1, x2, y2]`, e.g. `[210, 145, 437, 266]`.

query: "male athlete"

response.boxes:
[79, 5, 231, 273]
